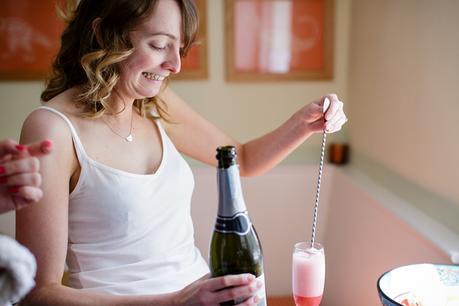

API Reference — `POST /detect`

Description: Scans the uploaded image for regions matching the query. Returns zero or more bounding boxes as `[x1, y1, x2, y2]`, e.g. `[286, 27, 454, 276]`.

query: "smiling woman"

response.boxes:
[14, 0, 347, 305]
[40, 0, 197, 119]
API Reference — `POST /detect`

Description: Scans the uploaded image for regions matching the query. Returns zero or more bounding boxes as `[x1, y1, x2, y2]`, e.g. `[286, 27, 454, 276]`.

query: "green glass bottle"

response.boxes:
[209, 146, 266, 306]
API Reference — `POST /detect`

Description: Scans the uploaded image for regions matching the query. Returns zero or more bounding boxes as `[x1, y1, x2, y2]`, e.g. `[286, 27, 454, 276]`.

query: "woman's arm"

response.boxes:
[17, 109, 79, 304]
[161, 88, 346, 177]
[16, 110, 260, 306]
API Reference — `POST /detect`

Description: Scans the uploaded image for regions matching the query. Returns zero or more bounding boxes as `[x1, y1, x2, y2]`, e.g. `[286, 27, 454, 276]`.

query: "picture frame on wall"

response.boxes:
[225, 0, 334, 82]
[172, 0, 208, 80]
[0, 0, 208, 81]
[0, 0, 65, 80]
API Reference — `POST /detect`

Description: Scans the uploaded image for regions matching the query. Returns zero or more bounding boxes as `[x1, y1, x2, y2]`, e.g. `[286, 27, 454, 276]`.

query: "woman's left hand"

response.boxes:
[296, 93, 348, 135]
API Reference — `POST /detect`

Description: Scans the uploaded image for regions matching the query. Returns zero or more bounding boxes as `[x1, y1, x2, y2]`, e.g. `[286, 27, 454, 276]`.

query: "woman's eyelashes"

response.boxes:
[150, 43, 167, 51]
[148, 39, 182, 55]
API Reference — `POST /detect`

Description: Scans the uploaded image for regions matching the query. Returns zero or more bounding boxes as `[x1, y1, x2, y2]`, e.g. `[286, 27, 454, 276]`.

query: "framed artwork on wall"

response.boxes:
[225, 0, 334, 82]
[0, 0, 65, 80]
[0, 0, 208, 81]
[173, 0, 208, 80]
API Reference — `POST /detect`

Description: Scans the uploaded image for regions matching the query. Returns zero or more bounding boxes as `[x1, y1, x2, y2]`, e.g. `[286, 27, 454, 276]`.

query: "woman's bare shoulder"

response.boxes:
[21, 89, 80, 145]
[21, 93, 78, 173]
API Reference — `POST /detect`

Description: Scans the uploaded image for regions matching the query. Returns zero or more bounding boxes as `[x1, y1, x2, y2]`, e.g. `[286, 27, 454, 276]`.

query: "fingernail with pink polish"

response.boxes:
[42, 140, 53, 151]
[9, 186, 19, 193]
[0, 167, 5, 174]
[15, 144, 27, 151]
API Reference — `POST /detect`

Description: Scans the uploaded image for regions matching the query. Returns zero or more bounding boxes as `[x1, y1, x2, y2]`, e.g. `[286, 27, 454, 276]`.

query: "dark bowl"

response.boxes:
[377, 264, 459, 306]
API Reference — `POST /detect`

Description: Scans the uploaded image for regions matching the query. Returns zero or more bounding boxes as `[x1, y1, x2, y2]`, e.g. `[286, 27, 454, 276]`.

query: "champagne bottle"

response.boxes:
[209, 146, 267, 306]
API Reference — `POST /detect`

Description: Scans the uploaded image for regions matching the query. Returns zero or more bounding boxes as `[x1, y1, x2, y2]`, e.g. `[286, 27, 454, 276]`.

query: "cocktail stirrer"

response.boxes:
[310, 97, 330, 249]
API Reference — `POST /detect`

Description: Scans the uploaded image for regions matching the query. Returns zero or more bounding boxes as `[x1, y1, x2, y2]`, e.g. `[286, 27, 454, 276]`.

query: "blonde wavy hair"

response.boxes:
[42, 0, 198, 119]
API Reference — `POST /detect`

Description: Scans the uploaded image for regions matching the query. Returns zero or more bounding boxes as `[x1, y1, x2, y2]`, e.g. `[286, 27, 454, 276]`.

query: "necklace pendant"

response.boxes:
[125, 134, 134, 142]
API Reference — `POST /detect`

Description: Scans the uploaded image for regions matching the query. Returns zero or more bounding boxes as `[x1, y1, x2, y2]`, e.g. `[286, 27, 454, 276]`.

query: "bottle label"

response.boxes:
[215, 212, 251, 235]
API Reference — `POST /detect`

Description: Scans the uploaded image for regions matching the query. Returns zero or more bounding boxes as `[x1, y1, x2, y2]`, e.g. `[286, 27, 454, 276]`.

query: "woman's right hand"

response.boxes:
[175, 273, 262, 306]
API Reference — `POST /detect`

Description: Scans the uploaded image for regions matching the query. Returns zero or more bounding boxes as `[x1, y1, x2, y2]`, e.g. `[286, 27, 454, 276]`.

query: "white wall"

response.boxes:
[347, 0, 459, 206]
[323, 169, 450, 306]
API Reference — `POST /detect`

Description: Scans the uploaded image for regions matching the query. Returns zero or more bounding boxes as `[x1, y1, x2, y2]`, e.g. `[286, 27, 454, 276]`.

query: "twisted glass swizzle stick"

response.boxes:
[310, 98, 329, 248]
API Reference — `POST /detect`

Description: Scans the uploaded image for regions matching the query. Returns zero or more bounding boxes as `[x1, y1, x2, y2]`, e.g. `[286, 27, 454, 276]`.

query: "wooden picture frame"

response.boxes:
[225, 0, 334, 82]
[0, 0, 207, 81]
[0, 0, 65, 80]
[173, 0, 208, 80]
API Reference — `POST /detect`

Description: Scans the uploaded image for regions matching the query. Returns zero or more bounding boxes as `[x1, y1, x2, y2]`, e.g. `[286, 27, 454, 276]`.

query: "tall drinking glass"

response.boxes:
[292, 242, 325, 306]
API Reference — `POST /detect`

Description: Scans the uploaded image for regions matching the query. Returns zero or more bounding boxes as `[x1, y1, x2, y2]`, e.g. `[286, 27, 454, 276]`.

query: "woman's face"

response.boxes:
[117, 0, 183, 100]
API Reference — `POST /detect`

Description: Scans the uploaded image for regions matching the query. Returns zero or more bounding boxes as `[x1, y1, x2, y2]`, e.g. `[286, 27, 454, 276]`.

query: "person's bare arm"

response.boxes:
[161, 88, 346, 177]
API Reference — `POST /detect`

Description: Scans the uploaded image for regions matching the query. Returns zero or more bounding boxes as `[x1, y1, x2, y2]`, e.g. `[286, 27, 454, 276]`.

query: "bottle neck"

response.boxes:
[217, 164, 247, 217]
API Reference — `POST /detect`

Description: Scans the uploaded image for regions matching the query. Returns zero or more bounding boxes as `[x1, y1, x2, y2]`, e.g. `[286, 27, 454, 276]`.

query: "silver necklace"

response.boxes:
[103, 111, 134, 142]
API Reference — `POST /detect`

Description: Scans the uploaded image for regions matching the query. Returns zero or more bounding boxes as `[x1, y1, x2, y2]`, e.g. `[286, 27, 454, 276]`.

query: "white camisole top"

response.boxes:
[37, 106, 209, 295]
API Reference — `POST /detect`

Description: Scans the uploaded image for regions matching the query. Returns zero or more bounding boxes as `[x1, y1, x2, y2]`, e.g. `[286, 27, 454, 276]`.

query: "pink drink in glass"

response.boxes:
[292, 242, 325, 306]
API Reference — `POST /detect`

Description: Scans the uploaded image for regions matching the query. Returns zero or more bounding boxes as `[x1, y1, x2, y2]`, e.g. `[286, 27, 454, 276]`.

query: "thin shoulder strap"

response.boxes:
[36, 106, 87, 161]
[149, 106, 166, 134]
[149, 108, 168, 145]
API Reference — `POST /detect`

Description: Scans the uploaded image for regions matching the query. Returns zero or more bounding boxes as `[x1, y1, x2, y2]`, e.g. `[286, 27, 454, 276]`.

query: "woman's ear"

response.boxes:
[91, 17, 104, 47]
